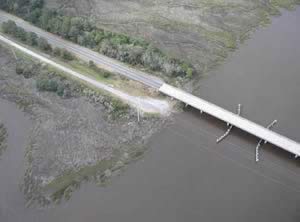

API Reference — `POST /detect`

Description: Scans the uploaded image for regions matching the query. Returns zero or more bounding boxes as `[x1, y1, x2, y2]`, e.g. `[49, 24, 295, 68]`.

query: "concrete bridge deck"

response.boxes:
[159, 84, 300, 157]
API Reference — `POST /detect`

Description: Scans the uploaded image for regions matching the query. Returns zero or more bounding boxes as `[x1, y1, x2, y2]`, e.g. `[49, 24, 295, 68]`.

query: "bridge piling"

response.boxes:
[159, 83, 300, 158]
[216, 104, 242, 143]
[255, 120, 278, 162]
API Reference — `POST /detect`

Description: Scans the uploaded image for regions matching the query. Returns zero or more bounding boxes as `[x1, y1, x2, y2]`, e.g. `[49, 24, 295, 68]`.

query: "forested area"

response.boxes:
[0, 0, 194, 79]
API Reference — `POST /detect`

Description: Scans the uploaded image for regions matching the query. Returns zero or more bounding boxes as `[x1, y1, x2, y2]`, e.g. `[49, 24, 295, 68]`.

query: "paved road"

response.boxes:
[0, 10, 164, 89]
[0, 34, 170, 114]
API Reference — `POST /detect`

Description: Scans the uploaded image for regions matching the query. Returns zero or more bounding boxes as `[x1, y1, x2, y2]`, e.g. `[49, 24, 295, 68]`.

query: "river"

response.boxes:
[0, 7, 299, 222]
[0, 99, 31, 221]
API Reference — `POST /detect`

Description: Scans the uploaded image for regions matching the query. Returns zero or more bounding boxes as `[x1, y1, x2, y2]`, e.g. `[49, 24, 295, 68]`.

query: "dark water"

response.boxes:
[0, 99, 31, 220]
[1, 8, 300, 222]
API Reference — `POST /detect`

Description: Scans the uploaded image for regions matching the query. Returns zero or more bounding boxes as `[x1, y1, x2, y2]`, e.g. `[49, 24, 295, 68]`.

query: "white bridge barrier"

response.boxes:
[159, 84, 300, 157]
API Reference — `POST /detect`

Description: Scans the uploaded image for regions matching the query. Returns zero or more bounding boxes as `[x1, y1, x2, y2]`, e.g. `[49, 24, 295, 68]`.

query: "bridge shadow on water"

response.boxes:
[181, 105, 300, 169]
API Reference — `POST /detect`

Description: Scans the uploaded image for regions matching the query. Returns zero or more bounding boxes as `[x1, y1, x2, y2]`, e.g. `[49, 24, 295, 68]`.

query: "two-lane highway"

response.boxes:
[0, 10, 164, 89]
[0, 34, 170, 114]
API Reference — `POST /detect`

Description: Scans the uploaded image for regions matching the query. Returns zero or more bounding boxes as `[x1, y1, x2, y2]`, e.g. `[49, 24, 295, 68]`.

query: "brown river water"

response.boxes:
[0, 7, 300, 222]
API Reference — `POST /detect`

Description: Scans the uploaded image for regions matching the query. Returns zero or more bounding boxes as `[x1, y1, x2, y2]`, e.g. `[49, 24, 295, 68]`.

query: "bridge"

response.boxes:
[159, 84, 300, 157]
[0, 10, 299, 159]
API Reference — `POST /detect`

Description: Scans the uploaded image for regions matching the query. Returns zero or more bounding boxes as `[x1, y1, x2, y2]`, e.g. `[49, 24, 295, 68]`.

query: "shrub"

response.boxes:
[15, 61, 38, 78]
[26, 31, 38, 46]
[2, 20, 18, 34]
[61, 49, 74, 61]
[88, 60, 95, 68]
[103, 72, 111, 78]
[16, 66, 24, 75]
[110, 97, 129, 118]
[37, 37, 52, 52]
[53, 47, 62, 57]
[36, 78, 58, 92]
[141, 46, 164, 71]
[57, 84, 65, 96]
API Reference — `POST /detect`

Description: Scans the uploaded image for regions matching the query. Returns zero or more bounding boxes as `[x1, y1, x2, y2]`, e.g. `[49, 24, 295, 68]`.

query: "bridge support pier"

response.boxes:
[255, 120, 277, 162]
[216, 104, 242, 143]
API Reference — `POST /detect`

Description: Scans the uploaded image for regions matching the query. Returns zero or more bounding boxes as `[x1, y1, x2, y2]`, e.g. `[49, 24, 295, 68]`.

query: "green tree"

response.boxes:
[2, 20, 18, 34]
[186, 67, 193, 78]
[38, 9, 51, 30]
[26, 8, 42, 24]
[68, 25, 80, 42]
[0, 0, 10, 10]
[56, 84, 65, 96]
[181, 63, 194, 78]
[36, 78, 58, 92]
[53, 17, 64, 34]
[53, 47, 62, 57]
[30, 0, 44, 10]
[141, 45, 163, 71]
[94, 31, 105, 44]
[103, 71, 111, 78]
[60, 16, 71, 37]
[61, 49, 74, 61]
[26, 31, 38, 46]
[37, 37, 52, 51]
[88, 60, 95, 68]
[15, 27, 27, 42]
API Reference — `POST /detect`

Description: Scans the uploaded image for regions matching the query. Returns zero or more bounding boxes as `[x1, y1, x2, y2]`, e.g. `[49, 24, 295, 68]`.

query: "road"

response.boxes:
[0, 10, 164, 89]
[0, 34, 170, 114]
[1, 10, 299, 157]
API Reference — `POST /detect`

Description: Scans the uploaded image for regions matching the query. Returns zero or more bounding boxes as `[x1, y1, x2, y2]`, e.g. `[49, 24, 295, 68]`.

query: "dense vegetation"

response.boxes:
[15, 58, 129, 116]
[0, 0, 194, 79]
[2, 20, 78, 62]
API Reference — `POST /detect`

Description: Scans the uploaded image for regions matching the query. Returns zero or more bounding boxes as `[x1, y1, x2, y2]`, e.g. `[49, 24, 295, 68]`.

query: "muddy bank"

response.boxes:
[0, 123, 7, 157]
[0, 45, 169, 206]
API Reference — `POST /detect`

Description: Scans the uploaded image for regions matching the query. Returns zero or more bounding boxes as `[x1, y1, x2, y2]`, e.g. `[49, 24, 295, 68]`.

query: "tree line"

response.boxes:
[0, 0, 194, 78]
[2, 20, 75, 61]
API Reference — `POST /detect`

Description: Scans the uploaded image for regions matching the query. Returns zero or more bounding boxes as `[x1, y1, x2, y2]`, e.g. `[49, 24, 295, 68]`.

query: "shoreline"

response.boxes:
[0, 45, 171, 206]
